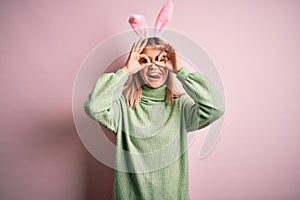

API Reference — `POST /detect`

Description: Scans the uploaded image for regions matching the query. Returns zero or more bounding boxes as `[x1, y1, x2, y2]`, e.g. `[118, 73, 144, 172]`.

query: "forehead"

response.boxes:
[142, 46, 165, 58]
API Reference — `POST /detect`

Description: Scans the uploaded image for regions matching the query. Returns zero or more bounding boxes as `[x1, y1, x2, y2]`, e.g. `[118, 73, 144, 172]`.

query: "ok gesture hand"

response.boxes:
[122, 38, 149, 75]
[155, 43, 183, 74]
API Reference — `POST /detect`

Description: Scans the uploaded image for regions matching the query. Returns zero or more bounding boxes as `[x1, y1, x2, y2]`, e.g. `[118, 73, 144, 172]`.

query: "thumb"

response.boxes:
[153, 61, 175, 73]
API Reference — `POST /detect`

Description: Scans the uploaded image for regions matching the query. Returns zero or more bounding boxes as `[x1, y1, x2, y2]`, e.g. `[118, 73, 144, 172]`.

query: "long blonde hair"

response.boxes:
[123, 37, 184, 109]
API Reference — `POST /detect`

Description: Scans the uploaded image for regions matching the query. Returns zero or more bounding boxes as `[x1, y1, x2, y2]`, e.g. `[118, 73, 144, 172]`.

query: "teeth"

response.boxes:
[148, 73, 160, 76]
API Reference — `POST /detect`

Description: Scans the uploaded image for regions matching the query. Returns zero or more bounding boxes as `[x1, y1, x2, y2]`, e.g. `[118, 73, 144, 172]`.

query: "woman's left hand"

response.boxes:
[155, 44, 183, 74]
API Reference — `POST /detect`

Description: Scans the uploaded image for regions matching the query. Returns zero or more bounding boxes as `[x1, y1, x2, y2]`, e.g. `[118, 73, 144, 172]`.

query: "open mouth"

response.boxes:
[147, 72, 162, 79]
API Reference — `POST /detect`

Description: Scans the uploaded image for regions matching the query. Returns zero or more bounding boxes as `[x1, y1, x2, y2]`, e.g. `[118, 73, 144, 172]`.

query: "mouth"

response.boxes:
[147, 72, 162, 79]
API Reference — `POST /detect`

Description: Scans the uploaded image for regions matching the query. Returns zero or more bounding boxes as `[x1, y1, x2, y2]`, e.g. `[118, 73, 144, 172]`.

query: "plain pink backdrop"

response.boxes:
[1, 0, 300, 199]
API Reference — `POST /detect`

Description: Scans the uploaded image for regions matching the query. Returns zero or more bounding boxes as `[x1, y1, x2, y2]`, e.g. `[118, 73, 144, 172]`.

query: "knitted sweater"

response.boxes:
[84, 67, 224, 200]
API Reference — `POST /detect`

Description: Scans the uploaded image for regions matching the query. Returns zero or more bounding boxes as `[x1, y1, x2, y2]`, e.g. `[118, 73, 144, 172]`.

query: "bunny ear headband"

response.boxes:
[128, 1, 174, 37]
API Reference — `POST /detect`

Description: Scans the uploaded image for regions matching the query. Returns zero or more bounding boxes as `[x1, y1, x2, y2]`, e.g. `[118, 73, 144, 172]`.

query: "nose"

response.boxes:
[148, 64, 159, 70]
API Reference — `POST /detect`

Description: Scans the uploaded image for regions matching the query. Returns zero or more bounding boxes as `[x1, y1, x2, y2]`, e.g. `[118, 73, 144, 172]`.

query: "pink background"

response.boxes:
[1, 0, 300, 199]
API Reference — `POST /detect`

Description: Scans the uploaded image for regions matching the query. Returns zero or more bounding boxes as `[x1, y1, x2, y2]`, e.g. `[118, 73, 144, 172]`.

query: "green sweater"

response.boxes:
[84, 67, 224, 200]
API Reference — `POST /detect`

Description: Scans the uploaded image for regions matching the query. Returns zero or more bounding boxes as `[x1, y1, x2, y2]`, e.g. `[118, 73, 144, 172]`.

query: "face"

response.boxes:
[139, 46, 169, 89]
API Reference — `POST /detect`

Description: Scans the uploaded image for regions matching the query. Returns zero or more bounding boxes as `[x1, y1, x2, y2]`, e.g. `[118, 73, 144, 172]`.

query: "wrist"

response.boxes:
[121, 66, 131, 75]
[175, 66, 183, 74]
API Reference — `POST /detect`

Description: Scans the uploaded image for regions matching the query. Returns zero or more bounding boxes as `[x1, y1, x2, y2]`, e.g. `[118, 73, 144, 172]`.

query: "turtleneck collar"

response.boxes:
[141, 84, 167, 102]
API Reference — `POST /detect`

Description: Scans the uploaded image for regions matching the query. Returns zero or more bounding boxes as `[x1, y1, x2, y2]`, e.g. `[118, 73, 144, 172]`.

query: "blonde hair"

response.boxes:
[123, 37, 184, 109]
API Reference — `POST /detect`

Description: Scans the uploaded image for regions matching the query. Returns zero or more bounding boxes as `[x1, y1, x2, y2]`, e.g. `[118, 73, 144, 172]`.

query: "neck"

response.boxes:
[141, 84, 167, 102]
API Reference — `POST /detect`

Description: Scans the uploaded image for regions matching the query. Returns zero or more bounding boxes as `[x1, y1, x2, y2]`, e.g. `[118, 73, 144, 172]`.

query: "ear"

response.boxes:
[154, 1, 174, 35]
[129, 15, 148, 37]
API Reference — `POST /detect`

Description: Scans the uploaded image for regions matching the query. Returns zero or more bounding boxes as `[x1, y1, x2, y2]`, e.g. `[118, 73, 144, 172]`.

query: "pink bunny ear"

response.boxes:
[154, 1, 174, 35]
[129, 15, 148, 37]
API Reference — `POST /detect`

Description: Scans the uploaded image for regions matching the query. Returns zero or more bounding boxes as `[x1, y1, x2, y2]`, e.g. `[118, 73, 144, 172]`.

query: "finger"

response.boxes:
[139, 54, 150, 63]
[167, 43, 176, 52]
[157, 51, 167, 61]
[154, 61, 175, 73]
[154, 61, 168, 69]
[154, 61, 164, 67]
[134, 37, 143, 52]
[134, 63, 151, 74]
[140, 63, 152, 69]
[157, 51, 164, 60]
[131, 38, 141, 52]
[137, 38, 147, 53]
[139, 38, 148, 52]
[138, 54, 150, 65]
[131, 42, 137, 52]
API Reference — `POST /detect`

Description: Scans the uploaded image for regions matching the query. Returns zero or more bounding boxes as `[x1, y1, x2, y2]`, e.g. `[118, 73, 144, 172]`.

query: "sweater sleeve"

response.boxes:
[176, 67, 225, 132]
[83, 69, 128, 133]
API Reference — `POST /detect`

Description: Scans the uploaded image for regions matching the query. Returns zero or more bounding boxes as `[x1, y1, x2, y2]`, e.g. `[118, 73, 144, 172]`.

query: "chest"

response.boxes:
[124, 102, 180, 134]
[116, 101, 184, 151]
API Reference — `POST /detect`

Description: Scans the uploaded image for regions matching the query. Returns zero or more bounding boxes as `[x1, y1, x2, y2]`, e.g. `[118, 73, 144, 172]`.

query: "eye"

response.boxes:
[139, 58, 149, 64]
[157, 55, 169, 62]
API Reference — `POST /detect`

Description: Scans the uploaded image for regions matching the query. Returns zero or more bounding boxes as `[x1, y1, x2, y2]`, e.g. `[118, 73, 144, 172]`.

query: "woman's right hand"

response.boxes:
[122, 37, 149, 76]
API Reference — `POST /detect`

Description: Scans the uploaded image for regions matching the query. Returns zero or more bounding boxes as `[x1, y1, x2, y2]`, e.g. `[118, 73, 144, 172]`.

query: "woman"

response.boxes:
[84, 37, 225, 200]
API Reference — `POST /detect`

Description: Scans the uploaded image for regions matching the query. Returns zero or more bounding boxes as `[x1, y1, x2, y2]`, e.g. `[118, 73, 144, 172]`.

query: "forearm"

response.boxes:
[84, 69, 128, 121]
[177, 67, 225, 130]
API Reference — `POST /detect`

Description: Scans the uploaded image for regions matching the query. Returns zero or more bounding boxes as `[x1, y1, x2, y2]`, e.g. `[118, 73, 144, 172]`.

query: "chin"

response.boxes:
[145, 81, 165, 88]
[147, 84, 161, 88]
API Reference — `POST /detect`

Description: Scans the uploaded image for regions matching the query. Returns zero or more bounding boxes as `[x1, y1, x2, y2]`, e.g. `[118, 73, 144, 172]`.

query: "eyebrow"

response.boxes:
[146, 50, 165, 60]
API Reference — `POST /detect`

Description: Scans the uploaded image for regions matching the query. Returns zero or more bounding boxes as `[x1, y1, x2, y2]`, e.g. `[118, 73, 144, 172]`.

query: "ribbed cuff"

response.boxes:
[176, 67, 190, 83]
[116, 69, 129, 85]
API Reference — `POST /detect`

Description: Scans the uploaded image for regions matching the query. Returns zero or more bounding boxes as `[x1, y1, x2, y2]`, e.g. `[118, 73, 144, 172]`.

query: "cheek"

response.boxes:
[139, 71, 149, 84]
[163, 70, 169, 79]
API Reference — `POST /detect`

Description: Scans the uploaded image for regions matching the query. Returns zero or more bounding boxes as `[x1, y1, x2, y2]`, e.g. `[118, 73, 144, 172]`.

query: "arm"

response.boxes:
[84, 37, 149, 132]
[84, 69, 128, 133]
[159, 44, 225, 131]
[177, 68, 225, 132]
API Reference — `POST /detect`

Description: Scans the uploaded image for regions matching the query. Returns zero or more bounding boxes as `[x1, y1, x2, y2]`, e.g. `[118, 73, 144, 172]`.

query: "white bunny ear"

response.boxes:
[129, 15, 148, 37]
[154, 1, 174, 35]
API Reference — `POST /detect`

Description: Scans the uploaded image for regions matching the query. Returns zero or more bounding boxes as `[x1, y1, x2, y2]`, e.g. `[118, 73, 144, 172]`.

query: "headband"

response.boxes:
[128, 1, 174, 37]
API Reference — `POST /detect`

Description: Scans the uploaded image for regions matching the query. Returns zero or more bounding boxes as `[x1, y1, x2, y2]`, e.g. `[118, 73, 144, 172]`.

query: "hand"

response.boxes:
[154, 43, 183, 74]
[122, 37, 150, 76]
